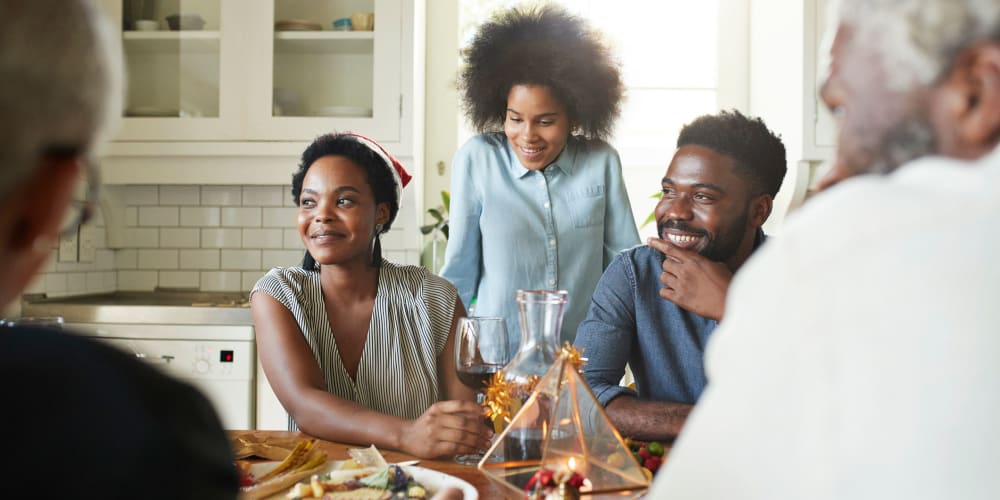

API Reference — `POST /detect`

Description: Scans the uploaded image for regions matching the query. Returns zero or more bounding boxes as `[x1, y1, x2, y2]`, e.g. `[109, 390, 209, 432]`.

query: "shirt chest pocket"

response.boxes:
[566, 185, 605, 228]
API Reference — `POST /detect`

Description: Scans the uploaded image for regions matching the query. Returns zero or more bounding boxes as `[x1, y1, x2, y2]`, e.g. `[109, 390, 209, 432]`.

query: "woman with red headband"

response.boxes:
[251, 132, 491, 459]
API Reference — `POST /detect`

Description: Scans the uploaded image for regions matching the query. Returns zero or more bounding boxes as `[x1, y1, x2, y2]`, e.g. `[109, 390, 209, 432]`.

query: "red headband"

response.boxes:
[344, 133, 412, 193]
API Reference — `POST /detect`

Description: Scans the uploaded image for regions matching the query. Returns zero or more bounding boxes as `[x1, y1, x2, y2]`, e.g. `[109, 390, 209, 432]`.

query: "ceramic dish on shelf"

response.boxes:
[313, 105, 372, 117]
[274, 19, 323, 31]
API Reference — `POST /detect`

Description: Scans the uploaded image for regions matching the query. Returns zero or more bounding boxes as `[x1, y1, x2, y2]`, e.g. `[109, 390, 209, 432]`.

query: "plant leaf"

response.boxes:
[420, 224, 435, 234]
[428, 208, 443, 221]
[442, 225, 449, 239]
[441, 190, 450, 212]
[641, 211, 657, 228]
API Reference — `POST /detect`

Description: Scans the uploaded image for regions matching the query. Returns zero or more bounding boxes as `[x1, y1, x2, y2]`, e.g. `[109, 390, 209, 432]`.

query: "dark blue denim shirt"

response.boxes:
[574, 230, 766, 406]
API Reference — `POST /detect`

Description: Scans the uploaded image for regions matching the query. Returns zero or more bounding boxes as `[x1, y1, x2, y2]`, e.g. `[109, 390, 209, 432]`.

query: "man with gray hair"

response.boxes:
[649, 0, 1000, 498]
[0, 1, 237, 496]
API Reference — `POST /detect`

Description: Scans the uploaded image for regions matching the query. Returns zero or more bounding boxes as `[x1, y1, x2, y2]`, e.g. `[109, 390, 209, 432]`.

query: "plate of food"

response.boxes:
[238, 441, 478, 500]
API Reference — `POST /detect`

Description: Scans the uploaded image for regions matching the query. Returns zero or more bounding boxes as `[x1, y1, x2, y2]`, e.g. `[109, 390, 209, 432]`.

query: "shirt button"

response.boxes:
[549, 278, 556, 285]
[544, 202, 550, 208]
[549, 239, 556, 246]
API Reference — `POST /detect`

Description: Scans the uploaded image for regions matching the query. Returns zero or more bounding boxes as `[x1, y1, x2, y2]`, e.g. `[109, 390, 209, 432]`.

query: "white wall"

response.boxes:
[422, 0, 460, 243]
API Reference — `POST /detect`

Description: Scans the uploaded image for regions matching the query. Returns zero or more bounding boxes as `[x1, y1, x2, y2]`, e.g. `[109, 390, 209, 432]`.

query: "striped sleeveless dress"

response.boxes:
[252, 261, 458, 430]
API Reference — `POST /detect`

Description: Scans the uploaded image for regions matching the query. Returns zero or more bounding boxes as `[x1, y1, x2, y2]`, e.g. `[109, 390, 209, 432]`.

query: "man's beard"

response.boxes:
[657, 208, 750, 263]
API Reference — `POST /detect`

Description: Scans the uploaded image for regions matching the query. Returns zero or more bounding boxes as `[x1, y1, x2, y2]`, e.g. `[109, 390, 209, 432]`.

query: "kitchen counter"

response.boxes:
[21, 291, 253, 325]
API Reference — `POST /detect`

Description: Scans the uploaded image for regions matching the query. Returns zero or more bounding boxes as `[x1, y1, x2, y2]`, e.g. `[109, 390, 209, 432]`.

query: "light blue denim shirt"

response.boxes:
[440, 132, 640, 352]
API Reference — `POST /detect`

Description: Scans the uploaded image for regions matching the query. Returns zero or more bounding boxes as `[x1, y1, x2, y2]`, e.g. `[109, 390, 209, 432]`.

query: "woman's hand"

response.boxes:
[400, 400, 493, 459]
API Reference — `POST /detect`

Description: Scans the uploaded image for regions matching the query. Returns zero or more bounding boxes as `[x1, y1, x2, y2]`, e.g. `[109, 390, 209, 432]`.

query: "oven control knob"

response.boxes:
[194, 358, 210, 374]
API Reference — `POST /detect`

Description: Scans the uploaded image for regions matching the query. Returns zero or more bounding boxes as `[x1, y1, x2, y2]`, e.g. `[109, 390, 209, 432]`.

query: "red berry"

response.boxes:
[637, 448, 651, 459]
[643, 457, 659, 471]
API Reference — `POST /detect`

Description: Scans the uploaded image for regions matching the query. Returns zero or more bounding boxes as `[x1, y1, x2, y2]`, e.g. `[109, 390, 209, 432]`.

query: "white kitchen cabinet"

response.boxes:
[99, 0, 410, 159]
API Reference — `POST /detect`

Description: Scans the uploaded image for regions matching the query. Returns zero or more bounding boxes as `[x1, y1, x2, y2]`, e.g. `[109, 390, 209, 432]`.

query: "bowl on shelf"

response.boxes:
[133, 19, 158, 31]
[332, 18, 352, 31]
[166, 13, 205, 31]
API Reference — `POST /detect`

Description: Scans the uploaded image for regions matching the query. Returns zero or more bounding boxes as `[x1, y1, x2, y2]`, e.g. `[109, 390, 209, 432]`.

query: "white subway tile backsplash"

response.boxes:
[24, 184, 423, 298]
[103, 272, 116, 289]
[180, 249, 220, 270]
[118, 270, 157, 291]
[125, 207, 138, 226]
[96, 249, 115, 270]
[123, 228, 159, 248]
[67, 273, 87, 293]
[180, 207, 220, 227]
[221, 249, 261, 270]
[121, 185, 159, 206]
[201, 186, 242, 206]
[283, 228, 303, 249]
[159, 228, 200, 248]
[201, 228, 242, 248]
[139, 206, 179, 227]
[116, 249, 137, 269]
[262, 249, 304, 269]
[242, 271, 266, 292]
[242, 186, 283, 207]
[262, 207, 297, 228]
[85, 272, 105, 291]
[222, 207, 261, 227]
[200, 271, 242, 291]
[159, 186, 201, 205]
[138, 249, 178, 270]
[44, 274, 67, 293]
[158, 271, 200, 289]
[242, 228, 283, 249]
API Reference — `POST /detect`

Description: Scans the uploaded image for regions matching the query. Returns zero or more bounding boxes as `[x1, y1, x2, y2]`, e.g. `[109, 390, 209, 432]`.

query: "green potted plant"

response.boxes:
[420, 190, 449, 273]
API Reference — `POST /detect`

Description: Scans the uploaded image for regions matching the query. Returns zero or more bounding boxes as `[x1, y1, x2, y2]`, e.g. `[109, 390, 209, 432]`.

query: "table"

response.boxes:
[229, 430, 506, 498]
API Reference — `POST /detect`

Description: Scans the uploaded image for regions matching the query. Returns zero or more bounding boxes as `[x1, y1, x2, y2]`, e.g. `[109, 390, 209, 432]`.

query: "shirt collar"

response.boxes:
[506, 136, 578, 178]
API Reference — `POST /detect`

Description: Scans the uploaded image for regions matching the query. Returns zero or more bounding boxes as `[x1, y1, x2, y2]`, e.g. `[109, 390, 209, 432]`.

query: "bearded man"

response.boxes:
[573, 110, 786, 441]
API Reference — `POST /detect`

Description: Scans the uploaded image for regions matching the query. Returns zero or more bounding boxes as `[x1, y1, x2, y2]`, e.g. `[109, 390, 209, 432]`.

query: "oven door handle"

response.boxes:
[134, 352, 175, 364]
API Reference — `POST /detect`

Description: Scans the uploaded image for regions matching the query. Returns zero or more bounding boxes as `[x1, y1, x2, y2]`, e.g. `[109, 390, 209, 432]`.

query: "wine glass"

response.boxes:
[454, 316, 510, 465]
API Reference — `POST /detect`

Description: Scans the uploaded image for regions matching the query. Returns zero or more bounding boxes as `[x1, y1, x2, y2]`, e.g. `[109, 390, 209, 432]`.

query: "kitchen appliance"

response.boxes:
[22, 291, 274, 431]
[67, 322, 256, 430]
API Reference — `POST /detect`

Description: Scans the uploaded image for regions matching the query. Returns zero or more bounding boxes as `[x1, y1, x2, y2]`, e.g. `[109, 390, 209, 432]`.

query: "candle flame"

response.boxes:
[568, 457, 576, 470]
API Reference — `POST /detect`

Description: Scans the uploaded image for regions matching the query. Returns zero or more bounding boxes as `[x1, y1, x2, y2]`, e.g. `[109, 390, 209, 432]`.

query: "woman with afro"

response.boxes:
[440, 4, 639, 351]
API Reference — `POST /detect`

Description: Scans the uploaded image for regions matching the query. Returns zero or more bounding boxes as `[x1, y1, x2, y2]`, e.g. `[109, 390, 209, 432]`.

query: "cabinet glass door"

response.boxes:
[108, 0, 241, 141]
[246, 0, 402, 142]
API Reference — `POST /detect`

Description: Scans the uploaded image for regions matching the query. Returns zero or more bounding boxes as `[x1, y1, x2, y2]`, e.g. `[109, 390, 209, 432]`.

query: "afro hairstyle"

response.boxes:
[459, 4, 624, 140]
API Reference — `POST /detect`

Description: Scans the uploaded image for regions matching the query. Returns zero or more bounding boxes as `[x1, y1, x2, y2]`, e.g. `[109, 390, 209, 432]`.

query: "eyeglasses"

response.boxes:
[58, 158, 100, 238]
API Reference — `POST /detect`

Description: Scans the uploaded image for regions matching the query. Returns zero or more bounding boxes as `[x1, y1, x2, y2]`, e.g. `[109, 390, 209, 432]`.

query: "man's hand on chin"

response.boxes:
[646, 237, 732, 321]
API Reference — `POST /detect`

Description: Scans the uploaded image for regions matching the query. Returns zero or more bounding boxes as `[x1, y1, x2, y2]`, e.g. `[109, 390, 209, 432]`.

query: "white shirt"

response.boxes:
[650, 147, 1000, 499]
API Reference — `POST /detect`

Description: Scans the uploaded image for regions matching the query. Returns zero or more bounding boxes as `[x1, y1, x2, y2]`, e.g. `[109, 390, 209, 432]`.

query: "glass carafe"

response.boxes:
[503, 289, 568, 400]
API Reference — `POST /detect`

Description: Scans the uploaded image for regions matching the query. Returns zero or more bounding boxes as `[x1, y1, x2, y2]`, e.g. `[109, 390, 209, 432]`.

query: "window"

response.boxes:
[459, 0, 749, 238]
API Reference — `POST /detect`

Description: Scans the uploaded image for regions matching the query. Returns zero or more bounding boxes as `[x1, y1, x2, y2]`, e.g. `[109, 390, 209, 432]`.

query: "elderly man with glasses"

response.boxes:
[649, 0, 1000, 498]
[0, 1, 238, 497]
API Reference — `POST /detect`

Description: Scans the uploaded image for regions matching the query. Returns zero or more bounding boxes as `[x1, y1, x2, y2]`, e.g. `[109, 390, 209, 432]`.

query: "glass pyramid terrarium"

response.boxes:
[478, 352, 650, 498]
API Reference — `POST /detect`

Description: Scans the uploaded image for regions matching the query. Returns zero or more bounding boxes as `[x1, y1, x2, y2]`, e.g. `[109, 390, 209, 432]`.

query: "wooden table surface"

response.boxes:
[230, 430, 506, 498]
